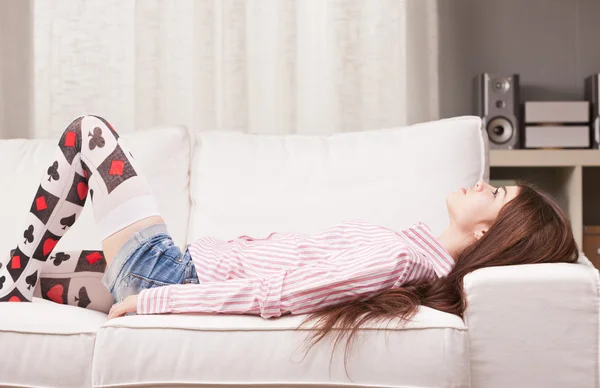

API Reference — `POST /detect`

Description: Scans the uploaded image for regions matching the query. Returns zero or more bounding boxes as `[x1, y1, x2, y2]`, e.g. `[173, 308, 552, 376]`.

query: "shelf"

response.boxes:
[490, 164, 583, 250]
[490, 149, 600, 167]
[489, 149, 600, 267]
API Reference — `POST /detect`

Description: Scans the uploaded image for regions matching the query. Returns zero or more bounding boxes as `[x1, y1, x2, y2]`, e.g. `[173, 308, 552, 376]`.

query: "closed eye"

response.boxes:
[493, 188, 499, 198]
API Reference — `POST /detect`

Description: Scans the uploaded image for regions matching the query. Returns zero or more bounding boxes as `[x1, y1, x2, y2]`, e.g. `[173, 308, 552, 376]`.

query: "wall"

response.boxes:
[438, 0, 600, 119]
[0, 0, 32, 139]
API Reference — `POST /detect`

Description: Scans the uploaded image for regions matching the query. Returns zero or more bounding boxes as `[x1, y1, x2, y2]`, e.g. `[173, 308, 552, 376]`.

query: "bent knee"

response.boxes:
[64, 115, 120, 139]
[86, 115, 119, 137]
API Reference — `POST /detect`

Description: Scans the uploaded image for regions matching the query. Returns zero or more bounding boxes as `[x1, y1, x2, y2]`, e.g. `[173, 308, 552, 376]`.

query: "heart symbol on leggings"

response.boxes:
[43, 238, 58, 256]
[77, 182, 88, 200]
[47, 284, 64, 304]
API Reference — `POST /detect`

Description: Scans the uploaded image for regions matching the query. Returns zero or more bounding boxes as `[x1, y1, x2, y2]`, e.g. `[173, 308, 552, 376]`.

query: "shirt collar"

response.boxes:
[399, 221, 455, 277]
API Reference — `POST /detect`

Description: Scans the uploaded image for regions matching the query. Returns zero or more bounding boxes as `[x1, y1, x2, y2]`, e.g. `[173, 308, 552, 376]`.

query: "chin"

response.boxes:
[446, 190, 460, 202]
[445, 191, 460, 216]
[445, 192, 453, 209]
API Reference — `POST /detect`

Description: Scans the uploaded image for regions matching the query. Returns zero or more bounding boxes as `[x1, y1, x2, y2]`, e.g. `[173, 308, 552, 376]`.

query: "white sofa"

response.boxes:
[0, 116, 598, 388]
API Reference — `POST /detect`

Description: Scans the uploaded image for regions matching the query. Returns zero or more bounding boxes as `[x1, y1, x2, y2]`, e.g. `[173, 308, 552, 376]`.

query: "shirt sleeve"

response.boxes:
[137, 240, 422, 318]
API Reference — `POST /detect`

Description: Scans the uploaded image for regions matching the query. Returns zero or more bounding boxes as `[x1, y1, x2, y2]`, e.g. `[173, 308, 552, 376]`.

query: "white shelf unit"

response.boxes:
[490, 149, 600, 251]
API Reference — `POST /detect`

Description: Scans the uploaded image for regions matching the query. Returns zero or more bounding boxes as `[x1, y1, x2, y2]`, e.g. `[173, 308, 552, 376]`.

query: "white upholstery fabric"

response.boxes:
[0, 125, 191, 252]
[0, 297, 107, 388]
[188, 116, 486, 242]
[93, 307, 469, 388]
[464, 256, 600, 388]
[0, 115, 598, 387]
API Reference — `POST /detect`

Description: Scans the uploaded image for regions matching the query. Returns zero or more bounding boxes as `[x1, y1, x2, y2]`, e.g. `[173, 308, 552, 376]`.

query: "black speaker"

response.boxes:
[585, 74, 600, 149]
[475, 73, 521, 149]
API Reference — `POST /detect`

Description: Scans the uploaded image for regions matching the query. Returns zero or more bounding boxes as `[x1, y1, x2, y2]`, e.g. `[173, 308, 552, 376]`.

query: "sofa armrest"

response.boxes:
[463, 257, 599, 388]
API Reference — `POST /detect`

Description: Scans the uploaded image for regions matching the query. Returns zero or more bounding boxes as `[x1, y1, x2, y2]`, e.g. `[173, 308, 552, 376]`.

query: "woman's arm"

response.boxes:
[135, 240, 432, 318]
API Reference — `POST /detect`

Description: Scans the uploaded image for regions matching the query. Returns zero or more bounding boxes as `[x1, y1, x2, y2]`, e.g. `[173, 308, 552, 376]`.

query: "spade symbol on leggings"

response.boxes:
[60, 214, 76, 230]
[75, 287, 91, 308]
[23, 225, 34, 244]
[25, 270, 38, 290]
[88, 127, 105, 150]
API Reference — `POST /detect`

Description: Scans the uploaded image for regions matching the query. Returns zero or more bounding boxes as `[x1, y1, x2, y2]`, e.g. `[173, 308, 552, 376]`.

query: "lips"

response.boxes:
[461, 188, 467, 194]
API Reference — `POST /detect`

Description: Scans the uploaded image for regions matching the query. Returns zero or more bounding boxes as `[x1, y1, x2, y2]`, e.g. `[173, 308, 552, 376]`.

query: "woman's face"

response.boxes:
[446, 180, 520, 237]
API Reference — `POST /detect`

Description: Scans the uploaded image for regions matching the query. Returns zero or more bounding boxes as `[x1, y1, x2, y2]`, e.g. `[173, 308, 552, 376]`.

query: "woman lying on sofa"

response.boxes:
[0, 116, 578, 348]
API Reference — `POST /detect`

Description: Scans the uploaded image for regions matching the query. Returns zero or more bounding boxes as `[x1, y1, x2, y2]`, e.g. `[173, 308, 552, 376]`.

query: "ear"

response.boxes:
[474, 228, 488, 241]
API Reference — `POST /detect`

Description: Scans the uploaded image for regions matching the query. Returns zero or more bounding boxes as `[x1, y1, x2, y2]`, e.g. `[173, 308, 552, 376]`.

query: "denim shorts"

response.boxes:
[101, 223, 199, 303]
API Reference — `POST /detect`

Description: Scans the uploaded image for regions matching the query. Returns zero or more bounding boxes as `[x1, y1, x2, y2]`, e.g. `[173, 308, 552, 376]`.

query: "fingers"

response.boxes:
[107, 295, 138, 320]
[108, 302, 125, 320]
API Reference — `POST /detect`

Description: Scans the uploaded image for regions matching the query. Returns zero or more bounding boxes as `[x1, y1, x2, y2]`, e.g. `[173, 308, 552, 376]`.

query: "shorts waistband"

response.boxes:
[117, 222, 170, 254]
[132, 222, 169, 243]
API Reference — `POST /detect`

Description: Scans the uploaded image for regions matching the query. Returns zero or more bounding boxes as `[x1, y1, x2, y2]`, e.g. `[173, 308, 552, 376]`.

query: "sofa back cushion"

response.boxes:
[0, 126, 192, 255]
[188, 116, 487, 241]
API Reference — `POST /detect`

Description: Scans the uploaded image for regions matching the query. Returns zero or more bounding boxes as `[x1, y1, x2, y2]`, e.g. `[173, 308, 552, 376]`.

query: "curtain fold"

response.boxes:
[0, 0, 440, 138]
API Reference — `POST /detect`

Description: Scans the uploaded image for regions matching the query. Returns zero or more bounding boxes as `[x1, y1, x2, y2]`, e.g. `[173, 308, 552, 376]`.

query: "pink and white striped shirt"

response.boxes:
[136, 220, 455, 318]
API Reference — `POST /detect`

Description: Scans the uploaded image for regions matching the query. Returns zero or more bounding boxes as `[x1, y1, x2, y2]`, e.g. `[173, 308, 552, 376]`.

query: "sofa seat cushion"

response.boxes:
[92, 306, 469, 388]
[0, 297, 107, 388]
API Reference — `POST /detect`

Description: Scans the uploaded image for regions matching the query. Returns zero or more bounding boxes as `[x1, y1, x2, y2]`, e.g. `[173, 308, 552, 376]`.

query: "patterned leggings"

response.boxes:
[0, 116, 161, 313]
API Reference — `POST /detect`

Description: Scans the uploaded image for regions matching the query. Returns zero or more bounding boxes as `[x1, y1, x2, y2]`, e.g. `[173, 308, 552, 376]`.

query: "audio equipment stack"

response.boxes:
[523, 101, 590, 149]
[585, 74, 600, 149]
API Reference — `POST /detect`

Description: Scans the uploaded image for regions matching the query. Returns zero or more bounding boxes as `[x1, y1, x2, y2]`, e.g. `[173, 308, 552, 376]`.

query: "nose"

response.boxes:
[474, 180, 492, 192]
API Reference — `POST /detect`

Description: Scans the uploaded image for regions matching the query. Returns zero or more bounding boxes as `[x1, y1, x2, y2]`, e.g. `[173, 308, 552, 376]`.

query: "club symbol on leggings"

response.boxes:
[23, 225, 34, 244]
[88, 127, 105, 150]
[50, 252, 71, 266]
[47, 161, 60, 182]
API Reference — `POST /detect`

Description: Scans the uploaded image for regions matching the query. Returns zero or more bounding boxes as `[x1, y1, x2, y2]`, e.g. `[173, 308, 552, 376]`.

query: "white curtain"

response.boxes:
[0, 0, 439, 138]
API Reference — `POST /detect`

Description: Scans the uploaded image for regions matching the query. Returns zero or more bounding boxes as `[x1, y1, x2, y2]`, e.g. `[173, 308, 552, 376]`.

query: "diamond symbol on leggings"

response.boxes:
[59, 118, 82, 164]
[64, 131, 76, 147]
[36, 196, 48, 211]
[109, 160, 124, 176]
[11, 256, 21, 269]
[75, 250, 106, 273]
[7, 247, 29, 281]
[97, 145, 137, 193]
[30, 186, 59, 224]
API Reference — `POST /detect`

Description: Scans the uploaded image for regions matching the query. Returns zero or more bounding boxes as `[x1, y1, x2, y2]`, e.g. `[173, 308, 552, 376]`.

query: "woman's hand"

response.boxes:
[108, 294, 138, 320]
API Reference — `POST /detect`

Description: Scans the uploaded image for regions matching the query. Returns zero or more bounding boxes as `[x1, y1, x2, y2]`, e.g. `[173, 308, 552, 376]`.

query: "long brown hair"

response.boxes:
[298, 182, 579, 368]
